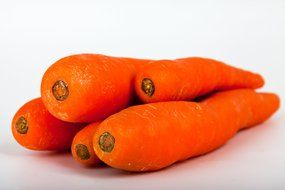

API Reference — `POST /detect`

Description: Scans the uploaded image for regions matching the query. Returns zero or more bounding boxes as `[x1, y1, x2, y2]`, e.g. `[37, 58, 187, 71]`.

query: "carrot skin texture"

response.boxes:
[41, 54, 150, 123]
[93, 89, 279, 172]
[135, 57, 265, 103]
[11, 98, 85, 151]
[71, 122, 101, 166]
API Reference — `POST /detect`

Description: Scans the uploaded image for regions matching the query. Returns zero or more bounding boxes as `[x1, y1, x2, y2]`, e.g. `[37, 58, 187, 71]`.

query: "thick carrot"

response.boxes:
[93, 89, 279, 172]
[41, 54, 150, 123]
[135, 57, 264, 103]
[11, 98, 85, 151]
[71, 122, 101, 166]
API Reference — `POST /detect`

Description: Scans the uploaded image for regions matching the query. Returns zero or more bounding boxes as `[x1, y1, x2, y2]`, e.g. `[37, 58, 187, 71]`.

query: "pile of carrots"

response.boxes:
[12, 54, 280, 172]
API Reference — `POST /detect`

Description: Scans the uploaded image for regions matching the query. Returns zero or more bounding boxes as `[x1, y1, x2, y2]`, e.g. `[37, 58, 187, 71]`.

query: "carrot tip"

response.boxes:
[99, 132, 115, 153]
[52, 80, 69, 101]
[15, 116, 28, 134]
[75, 144, 90, 160]
[141, 78, 155, 97]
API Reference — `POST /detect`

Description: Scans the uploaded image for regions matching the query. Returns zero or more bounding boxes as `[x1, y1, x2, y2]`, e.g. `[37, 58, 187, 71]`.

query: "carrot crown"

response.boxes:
[141, 78, 155, 97]
[75, 144, 91, 160]
[52, 80, 69, 101]
[99, 132, 115, 152]
[15, 116, 28, 134]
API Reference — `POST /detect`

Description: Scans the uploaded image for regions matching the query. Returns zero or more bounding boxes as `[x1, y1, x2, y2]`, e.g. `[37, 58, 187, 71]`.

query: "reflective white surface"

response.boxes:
[0, 0, 284, 189]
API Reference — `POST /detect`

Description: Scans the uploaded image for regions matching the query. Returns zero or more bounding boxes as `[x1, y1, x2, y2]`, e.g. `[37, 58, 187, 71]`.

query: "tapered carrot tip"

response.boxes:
[15, 116, 28, 134]
[75, 144, 90, 160]
[99, 132, 115, 152]
[141, 78, 155, 97]
[52, 80, 69, 101]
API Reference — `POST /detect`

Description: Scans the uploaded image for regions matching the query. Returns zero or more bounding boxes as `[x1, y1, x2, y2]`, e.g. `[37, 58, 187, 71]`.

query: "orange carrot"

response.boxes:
[71, 122, 101, 166]
[41, 54, 150, 123]
[11, 98, 85, 151]
[135, 57, 264, 103]
[93, 89, 279, 172]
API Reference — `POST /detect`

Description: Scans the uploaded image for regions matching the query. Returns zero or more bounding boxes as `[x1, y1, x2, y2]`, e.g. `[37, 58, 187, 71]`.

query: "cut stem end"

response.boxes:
[141, 78, 155, 97]
[75, 144, 90, 160]
[15, 116, 28, 134]
[52, 80, 69, 101]
[99, 132, 115, 153]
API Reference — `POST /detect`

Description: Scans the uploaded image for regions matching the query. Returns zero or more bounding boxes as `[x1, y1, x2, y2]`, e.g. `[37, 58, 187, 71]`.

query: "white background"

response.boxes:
[0, 0, 284, 189]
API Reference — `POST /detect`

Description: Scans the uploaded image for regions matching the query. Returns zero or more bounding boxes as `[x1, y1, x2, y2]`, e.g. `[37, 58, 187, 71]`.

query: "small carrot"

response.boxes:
[71, 122, 101, 166]
[11, 98, 85, 151]
[135, 57, 264, 103]
[41, 54, 150, 123]
[93, 89, 279, 172]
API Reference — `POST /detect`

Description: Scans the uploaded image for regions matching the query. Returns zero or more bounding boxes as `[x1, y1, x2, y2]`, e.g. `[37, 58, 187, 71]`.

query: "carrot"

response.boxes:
[41, 54, 150, 123]
[135, 57, 264, 103]
[71, 122, 101, 166]
[11, 98, 85, 151]
[93, 89, 279, 172]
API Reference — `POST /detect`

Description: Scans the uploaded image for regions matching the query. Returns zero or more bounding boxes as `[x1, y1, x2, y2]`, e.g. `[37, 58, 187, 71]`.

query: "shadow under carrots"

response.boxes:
[0, 115, 281, 179]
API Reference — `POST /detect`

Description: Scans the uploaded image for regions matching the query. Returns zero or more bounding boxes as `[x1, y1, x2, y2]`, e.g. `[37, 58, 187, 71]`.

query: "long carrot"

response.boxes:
[71, 122, 101, 166]
[135, 57, 264, 103]
[11, 98, 85, 151]
[93, 89, 279, 172]
[41, 54, 150, 123]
